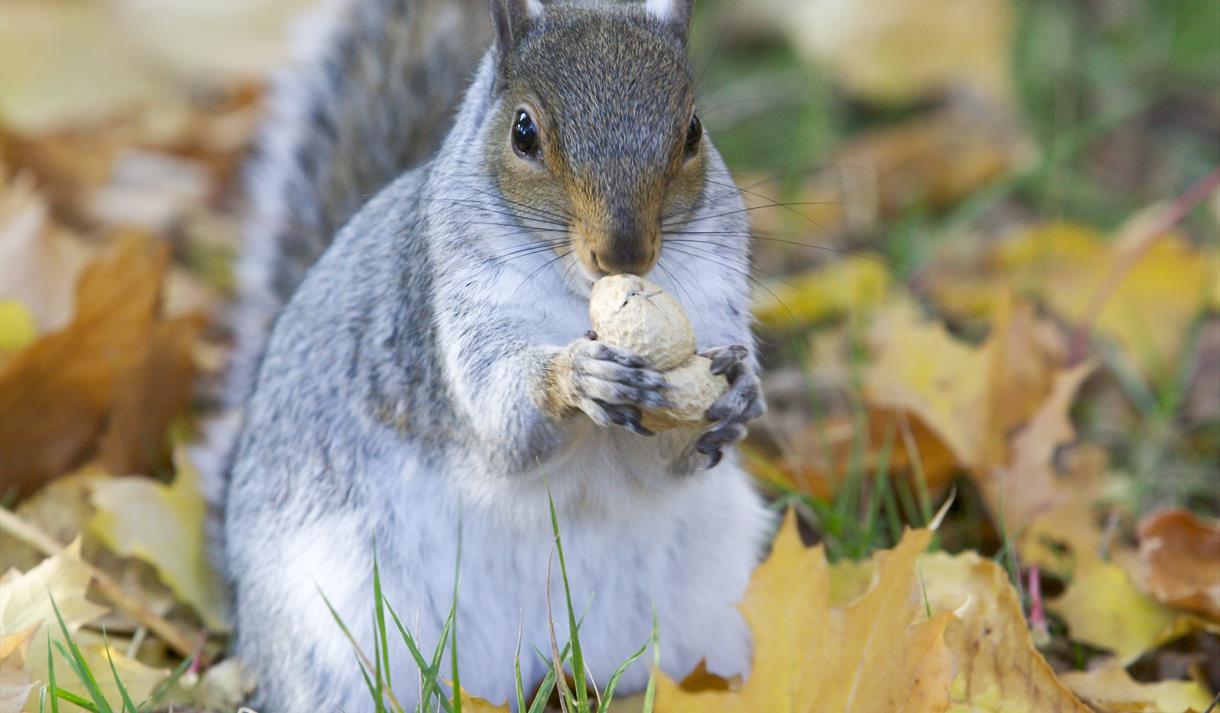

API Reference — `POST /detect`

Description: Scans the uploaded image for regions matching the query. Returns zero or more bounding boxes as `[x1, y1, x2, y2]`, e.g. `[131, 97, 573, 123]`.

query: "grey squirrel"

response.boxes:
[219, 0, 769, 709]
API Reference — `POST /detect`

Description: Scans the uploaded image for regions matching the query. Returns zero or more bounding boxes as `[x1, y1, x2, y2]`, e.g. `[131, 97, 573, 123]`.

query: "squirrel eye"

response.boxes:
[511, 109, 541, 159]
[684, 113, 703, 158]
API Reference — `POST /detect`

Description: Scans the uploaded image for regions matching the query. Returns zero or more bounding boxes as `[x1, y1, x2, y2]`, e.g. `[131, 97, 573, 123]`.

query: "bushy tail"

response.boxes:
[198, 0, 490, 489]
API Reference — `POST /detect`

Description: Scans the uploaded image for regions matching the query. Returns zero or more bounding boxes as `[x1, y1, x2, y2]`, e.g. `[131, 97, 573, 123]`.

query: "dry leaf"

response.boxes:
[0, 0, 301, 132]
[0, 300, 36, 356]
[803, 110, 1034, 234]
[753, 255, 891, 329]
[1126, 509, 1220, 621]
[0, 234, 201, 498]
[775, 0, 1015, 105]
[0, 624, 36, 713]
[919, 551, 1090, 712]
[981, 362, 1095, 533]
[0, 170, 98, 331]
[656, 513, 955, 712]
[89, 448, 231, 631]
[927, 221, 1216, 378]
[453, 689, 511, 711]
[1051, 559, 1199, 664]
[1059, 658, 1214, 713]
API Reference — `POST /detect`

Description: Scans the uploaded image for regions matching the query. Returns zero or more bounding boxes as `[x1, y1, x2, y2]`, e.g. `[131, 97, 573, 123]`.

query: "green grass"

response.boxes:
[37, 595, 192, 713]
[318, 488, 658, 713]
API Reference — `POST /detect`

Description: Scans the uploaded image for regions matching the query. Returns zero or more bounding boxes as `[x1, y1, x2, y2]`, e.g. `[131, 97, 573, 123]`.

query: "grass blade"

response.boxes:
[547, 490, 589, 711]
[99, 630, 138, 713]
[385, 600, 454, 713]
[49, 593, 112, 713]
[45, 632, 60, 713]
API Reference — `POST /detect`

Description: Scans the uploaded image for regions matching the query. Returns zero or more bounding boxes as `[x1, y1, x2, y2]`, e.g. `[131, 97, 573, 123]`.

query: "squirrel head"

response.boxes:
[484, 0, 704, 279]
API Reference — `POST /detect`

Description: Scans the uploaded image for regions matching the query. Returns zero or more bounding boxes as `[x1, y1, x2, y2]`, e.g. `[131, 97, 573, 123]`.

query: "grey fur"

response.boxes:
[224, 1, 769, 710]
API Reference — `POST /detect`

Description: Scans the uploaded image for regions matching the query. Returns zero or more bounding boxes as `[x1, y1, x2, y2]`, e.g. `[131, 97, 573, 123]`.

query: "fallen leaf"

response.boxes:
[1050, 559, 1198, 664]
[981, 362, 1095, 533]
[753, 254, 891, 330]
[0, 540, 107, 641]
[864, 296, 1067, 472]
[0, 0, 301, 132]
[927, 221, 1216, 378]
[453, 689, 511, 711]
[919, 551, 1091, 712]
[0, 170, 98, 332]
[1127, 509, 1220, 621]
[655, 513, 955, 712]
[0, 624, 36, 713]
[90, 447, 231, 631]
[774, 0, 1015, 105]
[1059, 658, 1214, 713]
[0, 300, 36, 355]
[800, 110, 1034, 234]
[0, 234, 201, 498]
[96, 314, 206, 476]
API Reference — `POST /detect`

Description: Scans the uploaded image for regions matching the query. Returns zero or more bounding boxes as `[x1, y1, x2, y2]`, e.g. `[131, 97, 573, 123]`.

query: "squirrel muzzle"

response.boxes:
[573, 175, 663, 277]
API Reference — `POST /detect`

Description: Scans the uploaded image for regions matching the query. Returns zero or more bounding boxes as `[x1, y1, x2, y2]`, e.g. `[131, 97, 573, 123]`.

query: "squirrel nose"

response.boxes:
[589, 208, 658, 275]
[593, 239, 655, 276]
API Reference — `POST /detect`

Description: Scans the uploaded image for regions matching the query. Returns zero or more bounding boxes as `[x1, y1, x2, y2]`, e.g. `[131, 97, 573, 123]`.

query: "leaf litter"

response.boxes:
[1, 0, 1217, 711]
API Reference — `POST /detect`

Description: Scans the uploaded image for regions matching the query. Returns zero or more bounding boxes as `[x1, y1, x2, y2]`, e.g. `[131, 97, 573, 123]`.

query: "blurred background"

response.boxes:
[0, 0, 1217, 709]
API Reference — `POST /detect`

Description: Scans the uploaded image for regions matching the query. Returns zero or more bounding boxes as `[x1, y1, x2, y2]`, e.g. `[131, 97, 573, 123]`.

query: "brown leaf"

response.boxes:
[97, 314, 205, 475]
[1129, 509, 1220, 621]
[0, 234, 199, 497]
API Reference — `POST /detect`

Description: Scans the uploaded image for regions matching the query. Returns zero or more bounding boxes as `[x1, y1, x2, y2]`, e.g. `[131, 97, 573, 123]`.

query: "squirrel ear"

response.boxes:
[491, 0, 543, 62]
[645, 0, 694, 43]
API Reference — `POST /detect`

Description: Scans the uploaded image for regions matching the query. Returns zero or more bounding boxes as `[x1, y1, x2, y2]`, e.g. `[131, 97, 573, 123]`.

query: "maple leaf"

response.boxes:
[1050, 559, 1205, 665]
[89, 447, 231, 631]
[0, 234, 203, 497]
[655, 512, 955, 713]
[0, 623, 37, 713]
[926, 221, 1218, 379]
[753, 255, 891, 329]
[920, 551, 1091, 712]
[1124, 508, 1220, 621]
[0, 170, 97, 332]
[0, 539, 171, 710]
[1058, 659, 1214, 713]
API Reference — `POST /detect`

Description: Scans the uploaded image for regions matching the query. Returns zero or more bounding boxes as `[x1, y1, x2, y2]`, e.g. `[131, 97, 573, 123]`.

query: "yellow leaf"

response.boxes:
[864, 303, 988, 468]
[920, 551, 1090, 713]
[0, 539, 107, 641]
[1059, 659, 1214, 713]
[0, 540, 149, 711]
[1049, 560, 1193, 664]
[776, 0, 1015, 105]
[453, 688, 511, 711]
[928, 221, 1215, 378]
[753, 255, 890, 330]
[0, 300, 36, 354]
[980, 362, 1095, 533]
[0, 624, 36, 713]
[655, 513, 954, 712]
[89, 447, 231, 631]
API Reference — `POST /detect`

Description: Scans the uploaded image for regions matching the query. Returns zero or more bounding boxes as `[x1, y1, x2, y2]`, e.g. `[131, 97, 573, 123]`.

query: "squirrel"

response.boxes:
[218, 0, 770, 709]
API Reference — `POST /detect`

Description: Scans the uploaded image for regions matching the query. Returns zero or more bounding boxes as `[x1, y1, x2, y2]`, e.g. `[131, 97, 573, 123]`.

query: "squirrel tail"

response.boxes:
[197, 0, 490, 494]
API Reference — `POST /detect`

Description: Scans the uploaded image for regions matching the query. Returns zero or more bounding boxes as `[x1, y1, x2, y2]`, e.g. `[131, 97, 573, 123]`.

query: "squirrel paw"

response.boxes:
[695, 345, 765, 468]
[548, 337, 674, 435]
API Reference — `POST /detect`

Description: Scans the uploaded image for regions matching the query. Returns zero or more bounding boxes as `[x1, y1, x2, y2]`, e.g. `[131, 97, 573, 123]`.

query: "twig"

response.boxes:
[1070, 167, 1220, 361]
[0, 506, 206, 663]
